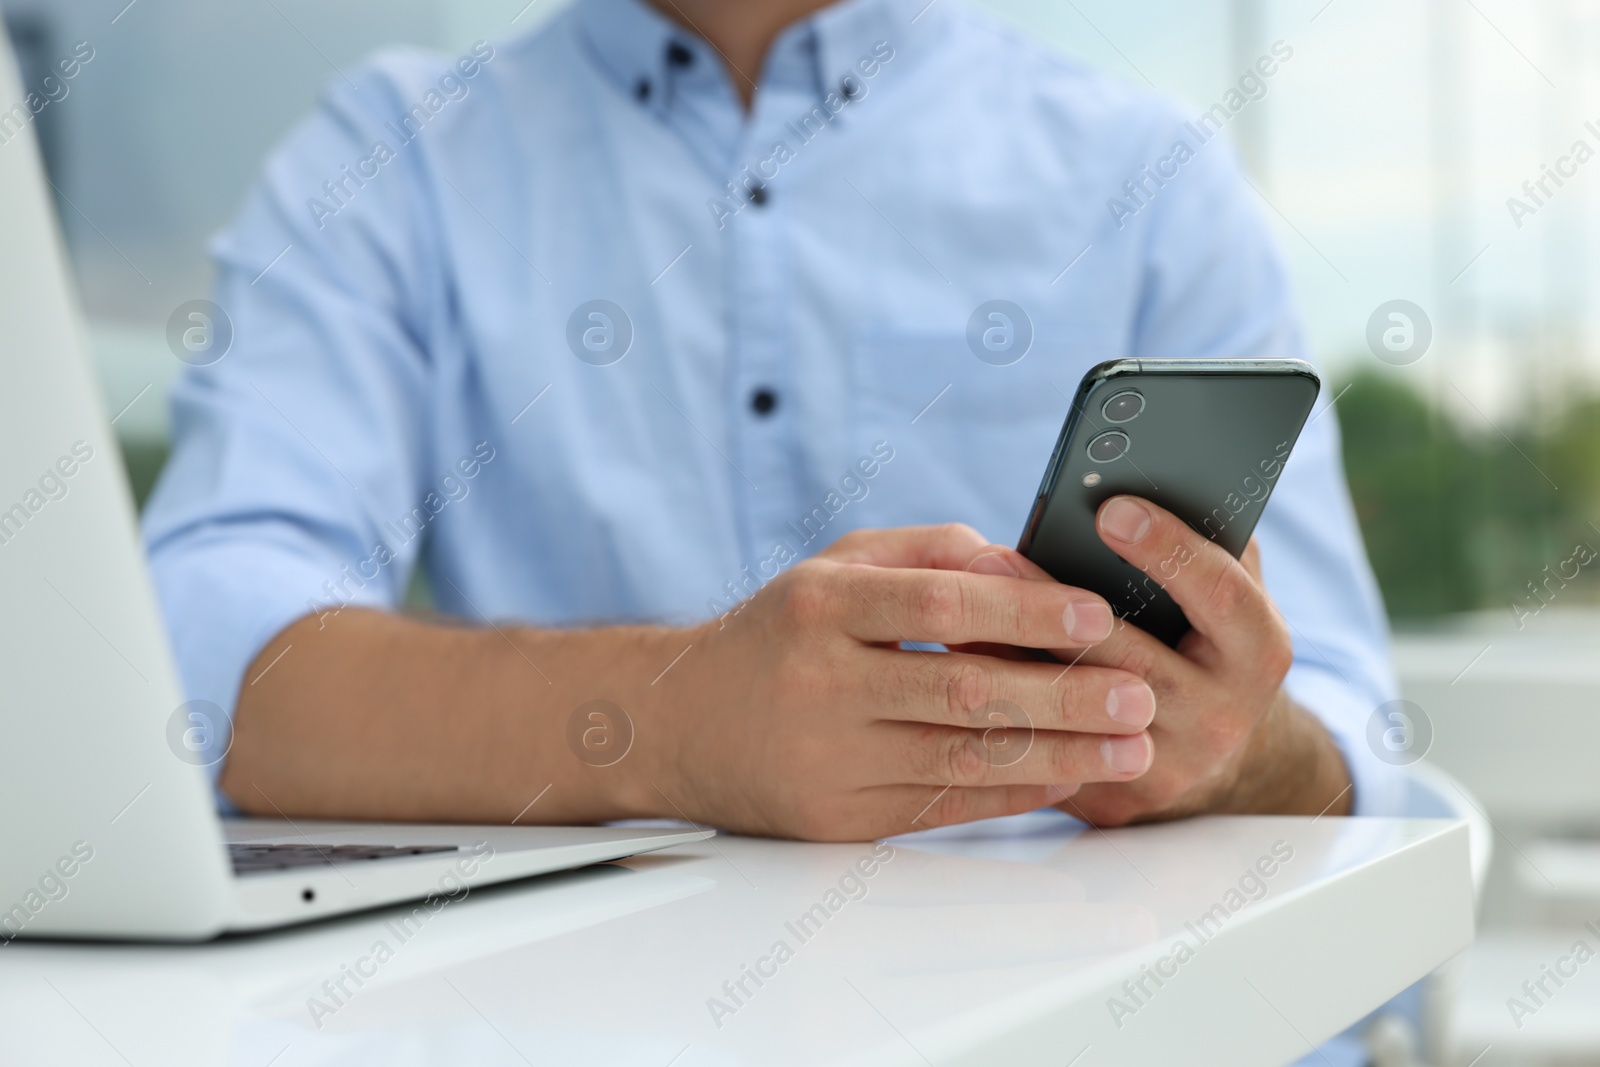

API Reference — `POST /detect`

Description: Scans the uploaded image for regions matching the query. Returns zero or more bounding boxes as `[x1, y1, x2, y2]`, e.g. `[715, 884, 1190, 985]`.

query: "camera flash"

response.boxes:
[1082, 471, 1101, 487]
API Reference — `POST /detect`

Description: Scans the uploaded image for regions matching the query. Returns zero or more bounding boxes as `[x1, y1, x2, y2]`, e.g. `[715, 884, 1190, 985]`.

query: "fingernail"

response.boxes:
[967, 551, 1020, 577]
[1100, 498, 1152, 545]
[1105, 682, 1155, 727]
[1063, 598, 1113, 642]
[1102, 734, 1152, 775]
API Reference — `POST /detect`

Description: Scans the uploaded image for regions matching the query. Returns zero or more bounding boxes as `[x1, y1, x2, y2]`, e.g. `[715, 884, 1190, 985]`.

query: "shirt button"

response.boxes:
[635, 77, 651, 102]
[750, 388, 778, 416]
[748, 181, 769, 206]
[667, 42, 694, 67]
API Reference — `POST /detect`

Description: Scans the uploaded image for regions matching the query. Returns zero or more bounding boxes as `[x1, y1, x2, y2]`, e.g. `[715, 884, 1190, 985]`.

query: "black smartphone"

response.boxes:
[1017, 358, 1321, 647]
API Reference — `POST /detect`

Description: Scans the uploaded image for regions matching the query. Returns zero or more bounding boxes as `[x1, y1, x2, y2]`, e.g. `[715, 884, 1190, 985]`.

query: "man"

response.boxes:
[143, 0, 1399, 840]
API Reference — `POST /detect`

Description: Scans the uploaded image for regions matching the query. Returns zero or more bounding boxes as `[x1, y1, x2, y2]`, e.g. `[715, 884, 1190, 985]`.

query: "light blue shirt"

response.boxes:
[142, 0, 1402, 823]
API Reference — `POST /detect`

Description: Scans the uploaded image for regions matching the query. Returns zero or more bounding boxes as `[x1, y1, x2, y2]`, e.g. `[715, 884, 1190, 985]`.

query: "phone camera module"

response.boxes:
[1086, 430, 1130, 463]
[1101, 390, 1145, 424]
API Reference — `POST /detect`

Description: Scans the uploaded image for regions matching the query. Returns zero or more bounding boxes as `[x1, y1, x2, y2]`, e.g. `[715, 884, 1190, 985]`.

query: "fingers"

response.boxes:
[965, 545, 1057, 582]
[883, 783, 1060, 832]
[956, 533, 1200, 698]
[825, 561, 1115, 649]
[821, 523, 992, 570]
[1095, 496, 1284, 661]
[781, 784, 1060, 842]
[881, 720, 1153, 789]
[1240, 538, 1265, 583]
[861, 648, 1155, 735]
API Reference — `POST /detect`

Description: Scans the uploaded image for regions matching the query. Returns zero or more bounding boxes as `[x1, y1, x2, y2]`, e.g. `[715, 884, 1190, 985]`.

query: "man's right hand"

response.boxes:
[640, 524, 1155, 840]
[227, 524, 1153, 841]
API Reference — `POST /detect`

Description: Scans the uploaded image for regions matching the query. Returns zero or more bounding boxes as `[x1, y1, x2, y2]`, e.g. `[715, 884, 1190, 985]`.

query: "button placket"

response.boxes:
[725, 88, 817, 577]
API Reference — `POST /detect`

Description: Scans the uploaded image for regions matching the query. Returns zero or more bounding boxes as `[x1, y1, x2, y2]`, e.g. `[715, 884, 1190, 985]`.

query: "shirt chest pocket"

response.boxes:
[848, 329, 1082, 544]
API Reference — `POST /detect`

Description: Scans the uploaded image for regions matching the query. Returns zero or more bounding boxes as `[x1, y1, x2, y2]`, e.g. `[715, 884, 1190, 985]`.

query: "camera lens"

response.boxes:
[1086, 430, 1130, 463]
[1101, 390, 1144, 423]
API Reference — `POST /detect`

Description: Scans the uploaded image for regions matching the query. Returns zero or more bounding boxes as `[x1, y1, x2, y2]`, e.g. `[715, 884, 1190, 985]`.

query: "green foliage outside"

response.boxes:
[120, 438, 170, 512]
[1337, 368, 1600, 623]
[118, 369, 1600, 625]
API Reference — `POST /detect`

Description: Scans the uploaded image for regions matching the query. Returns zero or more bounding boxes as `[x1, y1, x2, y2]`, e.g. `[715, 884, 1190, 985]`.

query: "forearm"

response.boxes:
[220, 607, 685, 824]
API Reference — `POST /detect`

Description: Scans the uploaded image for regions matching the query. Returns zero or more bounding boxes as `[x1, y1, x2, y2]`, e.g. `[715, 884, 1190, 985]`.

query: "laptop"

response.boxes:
[0, 31, 710, 941]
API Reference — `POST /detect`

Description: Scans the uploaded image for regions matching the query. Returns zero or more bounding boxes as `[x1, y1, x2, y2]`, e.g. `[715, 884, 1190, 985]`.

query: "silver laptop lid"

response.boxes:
[0, 28, 233, 939]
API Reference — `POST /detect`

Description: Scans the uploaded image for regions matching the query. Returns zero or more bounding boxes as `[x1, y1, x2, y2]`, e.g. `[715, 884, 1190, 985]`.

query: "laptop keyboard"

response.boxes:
[229, 842, 459, 875]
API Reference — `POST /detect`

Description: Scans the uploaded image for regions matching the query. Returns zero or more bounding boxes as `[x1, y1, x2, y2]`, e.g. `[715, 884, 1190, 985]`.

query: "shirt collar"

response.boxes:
[576, 0, 940, 113]
[810, 0, 931, 97]
[576, 0, 703, 111]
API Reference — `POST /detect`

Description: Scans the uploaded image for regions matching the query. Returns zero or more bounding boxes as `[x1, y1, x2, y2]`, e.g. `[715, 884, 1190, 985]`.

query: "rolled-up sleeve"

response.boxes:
[142, 58, 445, 802]
[1125, 110, 1404, 817]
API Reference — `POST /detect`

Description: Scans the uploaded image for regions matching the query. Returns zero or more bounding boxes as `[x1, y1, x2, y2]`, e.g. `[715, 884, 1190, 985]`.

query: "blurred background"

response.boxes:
[4, 0, 1599, 1062]
[7, 0, 1600, 620]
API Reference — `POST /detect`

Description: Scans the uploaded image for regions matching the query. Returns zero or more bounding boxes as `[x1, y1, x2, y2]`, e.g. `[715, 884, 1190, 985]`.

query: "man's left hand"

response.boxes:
[968, 495, 1353, 825]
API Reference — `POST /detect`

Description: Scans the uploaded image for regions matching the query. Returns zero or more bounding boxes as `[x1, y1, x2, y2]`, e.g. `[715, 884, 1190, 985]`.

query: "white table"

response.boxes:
[0, 811, 1472, 1067]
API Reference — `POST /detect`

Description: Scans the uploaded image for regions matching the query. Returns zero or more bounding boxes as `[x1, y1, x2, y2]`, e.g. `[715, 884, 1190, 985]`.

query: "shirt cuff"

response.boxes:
[147, 523, 392, 812]
[1284, 664, 1408, 818]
